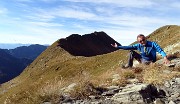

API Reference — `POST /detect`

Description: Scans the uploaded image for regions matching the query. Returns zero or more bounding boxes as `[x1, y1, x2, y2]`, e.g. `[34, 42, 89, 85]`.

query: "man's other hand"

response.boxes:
[111, 43, 118, 48]
[163, 56, 170, 64]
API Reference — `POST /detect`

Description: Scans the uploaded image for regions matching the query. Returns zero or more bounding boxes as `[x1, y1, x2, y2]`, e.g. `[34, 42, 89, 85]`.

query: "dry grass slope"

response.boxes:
[147, 25, 180, 48]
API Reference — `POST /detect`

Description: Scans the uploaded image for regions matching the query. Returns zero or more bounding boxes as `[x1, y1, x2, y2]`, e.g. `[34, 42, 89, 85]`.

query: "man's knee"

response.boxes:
[129, 50, 141, 62]
[130, 50, 134, 53]
[129, 50, 135, 56]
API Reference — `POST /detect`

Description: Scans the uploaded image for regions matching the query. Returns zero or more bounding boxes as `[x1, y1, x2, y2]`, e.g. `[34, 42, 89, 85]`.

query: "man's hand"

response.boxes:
[163, 56, 170, 64]
[111, 43, 118, 48]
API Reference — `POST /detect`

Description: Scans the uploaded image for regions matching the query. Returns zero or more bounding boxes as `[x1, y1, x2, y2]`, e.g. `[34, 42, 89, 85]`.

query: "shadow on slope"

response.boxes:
[58, 31, 121, 57]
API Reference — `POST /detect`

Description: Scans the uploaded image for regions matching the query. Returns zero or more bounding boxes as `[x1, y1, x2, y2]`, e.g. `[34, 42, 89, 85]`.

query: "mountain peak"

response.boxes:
[58, 31, 121, 57]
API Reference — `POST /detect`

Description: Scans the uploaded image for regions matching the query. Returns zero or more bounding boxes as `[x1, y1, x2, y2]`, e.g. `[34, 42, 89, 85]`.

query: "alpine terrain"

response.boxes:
[0, 25, 179, 104]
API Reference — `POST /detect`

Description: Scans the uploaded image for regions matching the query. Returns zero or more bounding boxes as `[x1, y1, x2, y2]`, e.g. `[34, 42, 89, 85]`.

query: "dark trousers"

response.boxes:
[128, 50, 151, 67]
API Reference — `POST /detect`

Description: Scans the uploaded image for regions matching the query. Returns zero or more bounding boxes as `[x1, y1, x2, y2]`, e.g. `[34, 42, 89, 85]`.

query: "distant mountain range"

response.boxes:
[0, 43, 49, 49]
[4, 44, 48, 60]
[0, 44, 48, 84]
[0, 43, 31, 49]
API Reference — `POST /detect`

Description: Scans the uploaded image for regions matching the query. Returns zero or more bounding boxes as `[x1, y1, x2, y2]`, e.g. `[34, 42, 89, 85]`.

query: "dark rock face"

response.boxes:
[58, 31, 121, 57]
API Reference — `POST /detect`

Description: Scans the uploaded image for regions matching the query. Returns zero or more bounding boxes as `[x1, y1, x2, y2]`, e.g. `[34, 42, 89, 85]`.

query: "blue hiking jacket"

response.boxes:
[117, 41, 166, 62]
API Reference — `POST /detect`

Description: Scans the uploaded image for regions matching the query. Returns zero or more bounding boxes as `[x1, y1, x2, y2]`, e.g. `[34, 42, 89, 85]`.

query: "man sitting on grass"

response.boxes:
[111, 34, 170, 68]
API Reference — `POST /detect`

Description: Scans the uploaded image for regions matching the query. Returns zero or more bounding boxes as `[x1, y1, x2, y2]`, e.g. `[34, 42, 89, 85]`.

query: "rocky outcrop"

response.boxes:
[58, 31, 121, 57]
[111, 84, 157, 104]
[55, 78, 180, 104]
[109, 78, 180, 104]
[156, 57, 180, 68]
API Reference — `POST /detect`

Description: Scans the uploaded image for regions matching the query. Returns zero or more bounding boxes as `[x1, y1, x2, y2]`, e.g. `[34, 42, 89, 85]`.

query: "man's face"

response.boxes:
[137, 36, 146, 46]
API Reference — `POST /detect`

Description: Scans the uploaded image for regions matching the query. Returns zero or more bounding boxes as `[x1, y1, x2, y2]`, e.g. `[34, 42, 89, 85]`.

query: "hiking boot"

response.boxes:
[121, 64, 131, 69]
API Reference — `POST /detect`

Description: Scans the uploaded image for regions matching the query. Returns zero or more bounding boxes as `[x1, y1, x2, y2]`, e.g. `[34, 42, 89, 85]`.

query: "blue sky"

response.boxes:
[0, 0, 180, 45]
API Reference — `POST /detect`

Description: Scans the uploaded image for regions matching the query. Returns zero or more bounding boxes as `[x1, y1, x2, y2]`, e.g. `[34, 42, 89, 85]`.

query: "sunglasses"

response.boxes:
[139, 38, 146, 43]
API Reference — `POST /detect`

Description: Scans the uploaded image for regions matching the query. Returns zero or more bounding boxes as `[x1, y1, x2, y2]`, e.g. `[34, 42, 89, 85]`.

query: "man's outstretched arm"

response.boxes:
[153, 42, 170, 64]
[111, 43, 137, 50]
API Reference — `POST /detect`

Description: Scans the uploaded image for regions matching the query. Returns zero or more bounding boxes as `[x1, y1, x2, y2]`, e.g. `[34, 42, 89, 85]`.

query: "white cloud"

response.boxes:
[53, 7, 96, 19]
[0, 7, 8, 15]
[28, 21, 63, 27]
[26, 12, 55, 22]
[25, 5, 97, 22]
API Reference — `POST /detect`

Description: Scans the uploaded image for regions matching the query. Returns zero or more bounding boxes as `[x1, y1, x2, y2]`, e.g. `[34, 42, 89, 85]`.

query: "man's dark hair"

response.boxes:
[137, 34, 145, 39]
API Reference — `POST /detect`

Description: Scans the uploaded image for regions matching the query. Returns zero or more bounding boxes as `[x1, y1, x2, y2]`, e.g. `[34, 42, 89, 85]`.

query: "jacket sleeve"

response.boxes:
[117, 44, 138, 50]
[153, 42, 167, 57]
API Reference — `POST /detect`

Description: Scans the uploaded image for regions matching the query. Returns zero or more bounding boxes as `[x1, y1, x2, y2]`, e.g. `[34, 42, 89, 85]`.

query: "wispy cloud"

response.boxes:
[53, 7, 96, 20]
[63, 0, 154, 8]
[28, 21, 63, 27]
[14, 0, 33, 2]
[26, 9, 56, 22]
[25, 5, 97, 22]
[13, 0, 180, 28]
[23, 4, 170, 30]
